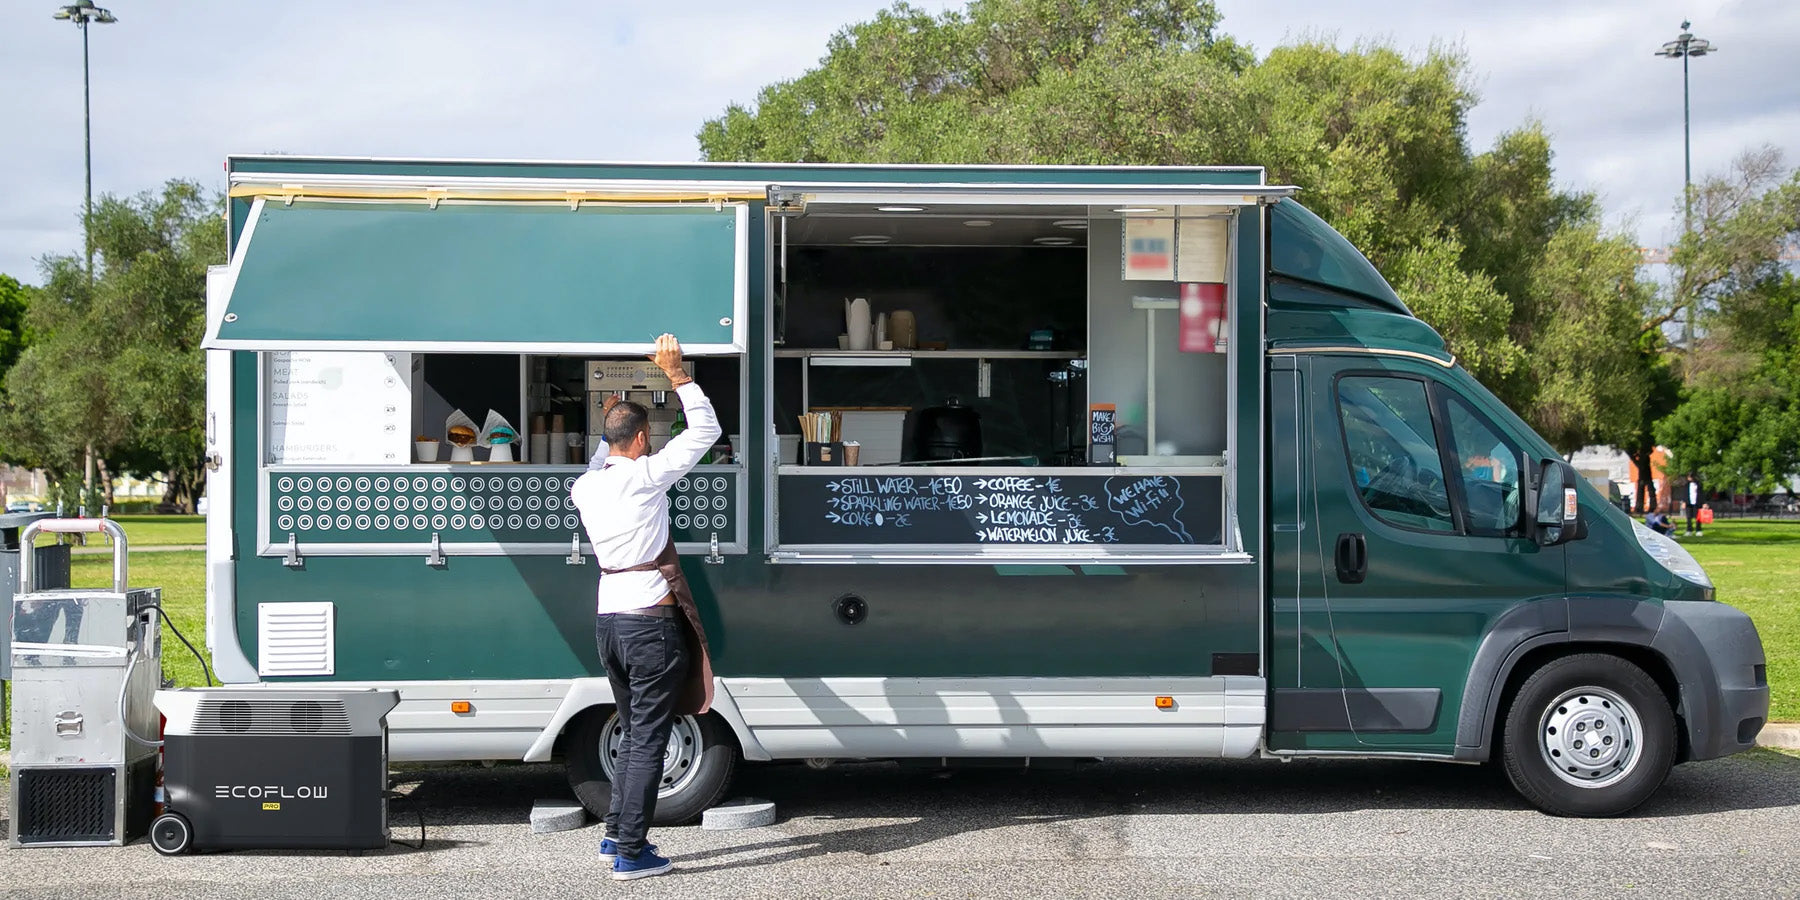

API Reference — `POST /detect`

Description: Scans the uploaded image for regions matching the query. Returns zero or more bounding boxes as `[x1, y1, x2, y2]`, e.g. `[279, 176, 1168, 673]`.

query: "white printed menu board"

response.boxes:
[266, 351, 412, 464]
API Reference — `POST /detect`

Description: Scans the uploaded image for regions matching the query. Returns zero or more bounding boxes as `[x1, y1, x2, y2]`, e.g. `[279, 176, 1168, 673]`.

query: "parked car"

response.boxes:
[5, 500, 45, 513]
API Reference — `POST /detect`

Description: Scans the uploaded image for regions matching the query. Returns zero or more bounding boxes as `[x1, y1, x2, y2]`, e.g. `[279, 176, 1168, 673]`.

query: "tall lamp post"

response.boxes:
[54, 0, 115, 514]
[53, 0, 117, 284]
[1656, 20, 1714, 362]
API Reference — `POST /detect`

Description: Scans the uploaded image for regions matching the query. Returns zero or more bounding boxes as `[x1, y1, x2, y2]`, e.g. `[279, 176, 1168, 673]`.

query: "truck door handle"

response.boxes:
[1335, 532, 1367, 584]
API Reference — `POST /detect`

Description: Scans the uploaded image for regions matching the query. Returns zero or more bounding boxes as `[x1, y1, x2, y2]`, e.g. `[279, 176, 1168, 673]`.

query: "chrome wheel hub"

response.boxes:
[1538, 686, 1642, 788]
[599, 713, 703, 797]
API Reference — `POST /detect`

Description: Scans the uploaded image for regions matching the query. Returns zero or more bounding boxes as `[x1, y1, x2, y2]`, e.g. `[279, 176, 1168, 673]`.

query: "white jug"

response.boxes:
[846, 298, 872, 351]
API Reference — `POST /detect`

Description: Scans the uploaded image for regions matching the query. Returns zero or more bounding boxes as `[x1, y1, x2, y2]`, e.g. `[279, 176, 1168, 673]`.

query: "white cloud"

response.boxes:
[1, 0, 1793, 280]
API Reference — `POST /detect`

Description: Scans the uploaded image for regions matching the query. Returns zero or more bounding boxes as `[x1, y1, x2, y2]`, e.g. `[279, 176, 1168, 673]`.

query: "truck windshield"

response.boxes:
[1269, 200, 1406, 312]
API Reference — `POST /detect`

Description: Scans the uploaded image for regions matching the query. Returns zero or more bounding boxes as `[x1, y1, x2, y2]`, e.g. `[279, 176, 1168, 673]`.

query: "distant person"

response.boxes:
[570, 334, 720, 882]
[1685, 473, 1704, 536]
[1645, 509, 1674, 536]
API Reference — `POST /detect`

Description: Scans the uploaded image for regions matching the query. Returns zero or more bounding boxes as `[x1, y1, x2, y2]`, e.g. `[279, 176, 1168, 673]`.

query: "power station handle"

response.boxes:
[1334, 532, 1367, 584]
[18, 518, 130, 593]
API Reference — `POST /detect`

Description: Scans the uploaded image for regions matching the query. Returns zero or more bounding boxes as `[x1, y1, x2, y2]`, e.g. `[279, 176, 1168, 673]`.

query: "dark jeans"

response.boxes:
[1686, 502, 1701, 533]
[595, 612, 690, 857]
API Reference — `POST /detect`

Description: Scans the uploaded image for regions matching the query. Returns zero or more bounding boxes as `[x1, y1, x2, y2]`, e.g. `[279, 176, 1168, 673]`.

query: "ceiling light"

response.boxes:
[1033, 236, 1076, 246]
[877, 206, 926, 212]
[1113, 207, 1164, 214]
[962, 219, 993, 227]
[1052, 219, 1088, 230]
[850, 235, 891, 244]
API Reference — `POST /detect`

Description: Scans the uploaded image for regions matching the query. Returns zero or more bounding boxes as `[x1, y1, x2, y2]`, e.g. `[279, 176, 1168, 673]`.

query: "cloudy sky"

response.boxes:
[2, 0, 1794, 282]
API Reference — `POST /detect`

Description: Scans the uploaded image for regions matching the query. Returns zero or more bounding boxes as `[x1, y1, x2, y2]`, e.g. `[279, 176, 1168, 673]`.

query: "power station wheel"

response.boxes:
[150, 812, 193, 856]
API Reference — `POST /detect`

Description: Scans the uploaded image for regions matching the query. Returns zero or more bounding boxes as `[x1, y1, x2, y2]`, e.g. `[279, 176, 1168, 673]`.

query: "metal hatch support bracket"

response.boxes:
[566, 532, 586, 566]
[283, 532, 304, 568]
[426, 532, 447, 568]
[767, 185, 803, 347]
[707, 533, 724, 565]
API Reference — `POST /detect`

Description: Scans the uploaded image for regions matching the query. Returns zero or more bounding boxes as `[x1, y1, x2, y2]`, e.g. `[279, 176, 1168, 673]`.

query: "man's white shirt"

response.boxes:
[570, 382, 721, 613]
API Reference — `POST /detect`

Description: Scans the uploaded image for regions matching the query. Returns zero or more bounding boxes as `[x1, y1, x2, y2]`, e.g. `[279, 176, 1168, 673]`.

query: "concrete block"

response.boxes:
[702, 797, 777, 830]
[530, 800, 587, 834]
[1757, 724, 1800, 750]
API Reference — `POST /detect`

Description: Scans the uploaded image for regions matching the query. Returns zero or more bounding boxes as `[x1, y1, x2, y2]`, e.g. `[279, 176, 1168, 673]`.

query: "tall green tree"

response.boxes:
[0, 180, 224, 510]
[697, 0, 1644, 452]
[1657, 149, 1800, 494]
[0, 274, 29, 407]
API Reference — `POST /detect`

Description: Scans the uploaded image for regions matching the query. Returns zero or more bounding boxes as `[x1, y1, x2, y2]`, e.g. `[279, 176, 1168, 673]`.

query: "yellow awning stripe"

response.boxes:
[227, 184, 762, 205]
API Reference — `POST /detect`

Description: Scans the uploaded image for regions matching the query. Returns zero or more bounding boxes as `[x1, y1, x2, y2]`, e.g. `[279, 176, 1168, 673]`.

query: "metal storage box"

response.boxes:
[8, 519, 162, 848]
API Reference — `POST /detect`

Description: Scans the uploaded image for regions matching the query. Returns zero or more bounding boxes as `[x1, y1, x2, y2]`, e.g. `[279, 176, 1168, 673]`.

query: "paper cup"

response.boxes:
[844, 441, 861, 466]
[415, 441, 440, 462]
[837, 334, 850, 349]
[489, 443, 515, 463]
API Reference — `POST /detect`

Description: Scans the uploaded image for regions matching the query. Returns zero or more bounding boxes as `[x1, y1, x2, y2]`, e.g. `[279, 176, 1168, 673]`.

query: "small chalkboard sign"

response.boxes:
[1089, 404, 1116, 465]
[777, 472, 1222, 547]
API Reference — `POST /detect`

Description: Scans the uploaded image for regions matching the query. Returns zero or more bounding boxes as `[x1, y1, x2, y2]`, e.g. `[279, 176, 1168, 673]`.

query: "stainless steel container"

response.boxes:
[8, 519, 163, 848]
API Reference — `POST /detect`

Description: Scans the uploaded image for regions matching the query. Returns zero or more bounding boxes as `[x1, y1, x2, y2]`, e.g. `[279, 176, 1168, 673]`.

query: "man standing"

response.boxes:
[571, 334, 721, 881]
[1685, 472, 1704, 537]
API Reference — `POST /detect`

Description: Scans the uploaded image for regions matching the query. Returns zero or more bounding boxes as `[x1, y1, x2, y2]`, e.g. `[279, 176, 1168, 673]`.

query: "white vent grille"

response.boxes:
[257, 602, 335, 677]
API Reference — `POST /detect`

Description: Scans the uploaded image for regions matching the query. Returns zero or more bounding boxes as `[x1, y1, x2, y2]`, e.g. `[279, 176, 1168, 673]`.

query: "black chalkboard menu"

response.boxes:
[777, 472, 1222, 546]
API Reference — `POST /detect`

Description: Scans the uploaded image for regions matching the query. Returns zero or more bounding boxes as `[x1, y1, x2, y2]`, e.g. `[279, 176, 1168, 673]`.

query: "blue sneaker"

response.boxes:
[611, 848, 673, 881]
[599, 837, 657, 864]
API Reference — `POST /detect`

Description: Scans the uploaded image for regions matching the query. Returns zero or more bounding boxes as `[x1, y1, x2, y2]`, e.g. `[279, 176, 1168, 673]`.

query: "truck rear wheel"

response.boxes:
[565, 708, 737, 826]
[1500, 653, 1676, 817]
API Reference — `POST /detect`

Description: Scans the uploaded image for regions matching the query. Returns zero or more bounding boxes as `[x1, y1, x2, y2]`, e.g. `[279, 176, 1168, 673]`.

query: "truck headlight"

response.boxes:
[1632, 519, 1712, 588]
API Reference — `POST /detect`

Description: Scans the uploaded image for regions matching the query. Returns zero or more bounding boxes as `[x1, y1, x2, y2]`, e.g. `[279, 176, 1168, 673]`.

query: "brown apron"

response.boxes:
[600, 538, 714, 715]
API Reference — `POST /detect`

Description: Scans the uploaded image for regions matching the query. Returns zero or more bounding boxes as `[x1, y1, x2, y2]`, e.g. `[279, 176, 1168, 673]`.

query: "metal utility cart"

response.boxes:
[7, 519, 162, 848]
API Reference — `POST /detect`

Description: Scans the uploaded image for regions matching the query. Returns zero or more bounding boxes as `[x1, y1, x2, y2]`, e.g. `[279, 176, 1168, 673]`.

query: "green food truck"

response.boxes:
[201, 155, 1767, 820]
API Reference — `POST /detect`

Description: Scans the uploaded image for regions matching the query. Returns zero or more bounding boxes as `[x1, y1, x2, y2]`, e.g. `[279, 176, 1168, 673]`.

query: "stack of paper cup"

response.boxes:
[548, 414, 568, 464]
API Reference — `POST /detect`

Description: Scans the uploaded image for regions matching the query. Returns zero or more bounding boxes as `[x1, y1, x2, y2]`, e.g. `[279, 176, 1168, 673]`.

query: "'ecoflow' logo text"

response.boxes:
[214, 785, 329, 799]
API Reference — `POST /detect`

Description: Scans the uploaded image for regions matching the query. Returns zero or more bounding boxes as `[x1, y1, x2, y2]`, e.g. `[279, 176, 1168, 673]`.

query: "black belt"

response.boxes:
[607, 605, 676, 618]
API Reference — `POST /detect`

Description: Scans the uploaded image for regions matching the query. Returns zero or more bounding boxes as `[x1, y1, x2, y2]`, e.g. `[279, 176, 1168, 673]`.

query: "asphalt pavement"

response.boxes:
[4, 751, 1799, 899]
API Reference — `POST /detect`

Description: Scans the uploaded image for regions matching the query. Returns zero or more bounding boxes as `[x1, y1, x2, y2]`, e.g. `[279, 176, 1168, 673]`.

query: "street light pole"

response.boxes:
[1656, 20, 1714, 365]
[53, 0, 117, 285]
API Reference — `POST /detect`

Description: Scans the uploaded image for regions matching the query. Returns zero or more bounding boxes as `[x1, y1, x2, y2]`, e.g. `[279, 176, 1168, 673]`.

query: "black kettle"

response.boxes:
[910, 396, 982, 462]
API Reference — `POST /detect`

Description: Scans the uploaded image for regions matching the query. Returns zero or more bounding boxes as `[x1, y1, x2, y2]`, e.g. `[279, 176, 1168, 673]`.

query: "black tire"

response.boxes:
[565, 707, 738, 826]
[1500, 653, 1677, 817]
[150, 812, 192, 856]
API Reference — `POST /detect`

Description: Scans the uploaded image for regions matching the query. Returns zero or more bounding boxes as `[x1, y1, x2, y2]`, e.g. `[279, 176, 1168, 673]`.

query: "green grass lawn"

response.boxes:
[104, 514, 205, 547]
[1679, 519, 1800, 721]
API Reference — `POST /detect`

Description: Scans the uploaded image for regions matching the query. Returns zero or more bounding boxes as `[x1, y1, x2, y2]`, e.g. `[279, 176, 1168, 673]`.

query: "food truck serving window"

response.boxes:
[762, 184, 1287, 562]
[205, 198, 748, 354]
[217, 195, 753, 560]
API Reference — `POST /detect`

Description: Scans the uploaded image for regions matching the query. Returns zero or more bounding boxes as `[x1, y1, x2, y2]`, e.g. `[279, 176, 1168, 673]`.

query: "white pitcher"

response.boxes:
[846, 298, 873, 350]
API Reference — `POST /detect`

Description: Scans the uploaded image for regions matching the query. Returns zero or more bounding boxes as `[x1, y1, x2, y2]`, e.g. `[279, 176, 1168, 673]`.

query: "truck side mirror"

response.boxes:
[1533, 459, 1584, 547]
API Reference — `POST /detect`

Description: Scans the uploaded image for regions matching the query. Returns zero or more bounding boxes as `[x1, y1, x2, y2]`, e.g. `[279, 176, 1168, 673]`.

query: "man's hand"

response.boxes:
[600, 392, 622, 415]
[651, 334, 691, 385]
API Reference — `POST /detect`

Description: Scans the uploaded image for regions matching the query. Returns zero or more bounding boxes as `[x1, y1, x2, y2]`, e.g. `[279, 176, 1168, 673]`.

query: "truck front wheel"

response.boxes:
[1500, 653, 1676, 817]
[565, 708, 738, 825]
